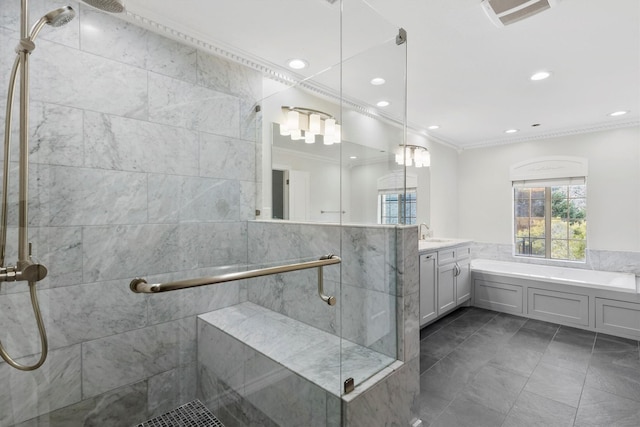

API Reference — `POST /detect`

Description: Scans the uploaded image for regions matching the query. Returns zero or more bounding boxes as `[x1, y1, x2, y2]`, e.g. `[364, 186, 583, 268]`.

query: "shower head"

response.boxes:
[45, 6, 76, 27]
[81, 0, 126, 13]
[27, 6, 75, 42]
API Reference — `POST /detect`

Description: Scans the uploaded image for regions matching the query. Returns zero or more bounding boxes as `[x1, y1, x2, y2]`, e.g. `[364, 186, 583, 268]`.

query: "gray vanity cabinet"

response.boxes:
[420, 245, 472, 325]
[437, 246, 471, 316]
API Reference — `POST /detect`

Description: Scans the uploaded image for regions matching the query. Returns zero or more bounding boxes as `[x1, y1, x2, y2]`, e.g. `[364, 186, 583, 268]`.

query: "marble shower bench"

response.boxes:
[197, 302, 396, 426]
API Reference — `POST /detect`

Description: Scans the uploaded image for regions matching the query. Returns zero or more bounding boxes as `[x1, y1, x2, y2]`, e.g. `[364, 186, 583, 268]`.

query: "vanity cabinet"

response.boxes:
[420, 244, 472, 326]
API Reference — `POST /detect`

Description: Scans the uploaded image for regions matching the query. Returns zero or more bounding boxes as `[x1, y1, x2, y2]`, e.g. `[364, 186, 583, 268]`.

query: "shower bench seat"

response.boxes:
[197, 302, 395, 426]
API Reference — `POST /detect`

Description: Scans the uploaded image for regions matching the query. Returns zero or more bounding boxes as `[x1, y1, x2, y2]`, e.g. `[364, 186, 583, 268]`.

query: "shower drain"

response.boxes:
[135, 399, 224, 427]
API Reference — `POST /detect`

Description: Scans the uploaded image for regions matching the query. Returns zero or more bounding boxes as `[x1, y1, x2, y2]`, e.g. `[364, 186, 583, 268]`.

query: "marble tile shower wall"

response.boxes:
[472, 242, 640, 275]
[246, 221, 400, 360]
[0, 2, 260, 426]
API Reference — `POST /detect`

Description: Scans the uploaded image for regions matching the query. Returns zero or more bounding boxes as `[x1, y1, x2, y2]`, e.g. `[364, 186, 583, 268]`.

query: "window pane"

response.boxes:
[515, 188, 531, 200]
[569, 185, 586, 198]
[531, 199, 545, 217]
[530, 238, 545, 257]
[551, 218, 568, 239]
[551, 239, 569, 259]
[570, 199, 586, 221]
[530, 188, 545, 199]
[529, 218, 545, 238]
[515, 199, 530, 217]
[569, 240, 586, 261]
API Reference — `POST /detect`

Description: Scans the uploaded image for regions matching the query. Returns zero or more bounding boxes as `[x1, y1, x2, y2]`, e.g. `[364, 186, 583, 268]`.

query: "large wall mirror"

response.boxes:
[261, 83, 431, 226]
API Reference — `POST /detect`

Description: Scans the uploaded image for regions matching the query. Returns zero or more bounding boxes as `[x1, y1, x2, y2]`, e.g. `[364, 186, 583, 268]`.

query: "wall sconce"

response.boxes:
[395, 145, 430, 168]
[279, 106, 341, 145]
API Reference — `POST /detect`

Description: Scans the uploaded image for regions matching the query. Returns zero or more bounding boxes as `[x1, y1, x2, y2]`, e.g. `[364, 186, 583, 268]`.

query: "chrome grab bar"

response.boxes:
[130, 254, 340, 306]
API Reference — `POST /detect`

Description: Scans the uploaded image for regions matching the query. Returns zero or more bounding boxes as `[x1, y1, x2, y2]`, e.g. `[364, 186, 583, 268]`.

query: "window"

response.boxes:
[379, 190, 417, 224]
[514, 184, 587, 261]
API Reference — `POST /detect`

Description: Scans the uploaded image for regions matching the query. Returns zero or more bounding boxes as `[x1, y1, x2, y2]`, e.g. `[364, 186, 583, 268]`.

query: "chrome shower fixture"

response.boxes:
[28, 6, 75, 41]
[0, 1, 75, 372]
[81, 0, 125, 13]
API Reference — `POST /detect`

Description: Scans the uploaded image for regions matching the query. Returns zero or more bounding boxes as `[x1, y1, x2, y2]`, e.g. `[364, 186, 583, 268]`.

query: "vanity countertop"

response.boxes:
[419, 238, 473, 253]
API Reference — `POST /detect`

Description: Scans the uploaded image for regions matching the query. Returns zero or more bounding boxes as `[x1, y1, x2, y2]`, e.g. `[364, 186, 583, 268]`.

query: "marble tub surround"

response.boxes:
[0, 3, 259, 425]
[472, 242, 640, 276]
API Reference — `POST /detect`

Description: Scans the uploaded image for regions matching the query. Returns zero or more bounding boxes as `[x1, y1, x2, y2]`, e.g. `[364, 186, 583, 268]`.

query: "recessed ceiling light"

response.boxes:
[350, 156, 357, 159]
[376, 100, 390, 107]
[530, 71, 551, 81]
[287, 59, 308, 70]
[608, 110, 629, 117]
[428, 125, 440, 130]
[505, 129, 519, 134]
[370, 77, 386, 86]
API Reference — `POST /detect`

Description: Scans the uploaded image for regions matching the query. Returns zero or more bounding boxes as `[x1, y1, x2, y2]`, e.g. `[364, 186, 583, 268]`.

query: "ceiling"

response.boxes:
[122, 0, 639, 149]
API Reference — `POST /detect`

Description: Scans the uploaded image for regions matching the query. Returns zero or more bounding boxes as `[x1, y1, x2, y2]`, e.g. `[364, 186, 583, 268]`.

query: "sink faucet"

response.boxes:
[420, 223, 430, 240]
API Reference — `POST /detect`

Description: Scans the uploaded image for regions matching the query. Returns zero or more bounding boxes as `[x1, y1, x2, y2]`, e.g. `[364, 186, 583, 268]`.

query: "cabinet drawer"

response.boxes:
[457, 246, 471, 259]
[437, 249, 456, 265]
[596, 298, 640, 339]
[474, 279, 522, 314]
[527, 288, 589, 326]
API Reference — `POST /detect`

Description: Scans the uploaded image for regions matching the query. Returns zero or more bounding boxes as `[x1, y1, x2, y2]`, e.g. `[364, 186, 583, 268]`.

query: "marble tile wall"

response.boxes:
[246, 221, 401, 360]
[0, 1, 260, 426]
[472, 242, 640, 275]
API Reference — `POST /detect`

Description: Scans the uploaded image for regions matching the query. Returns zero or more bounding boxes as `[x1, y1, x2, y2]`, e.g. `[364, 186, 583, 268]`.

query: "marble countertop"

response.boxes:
[419, 238, 473, 253]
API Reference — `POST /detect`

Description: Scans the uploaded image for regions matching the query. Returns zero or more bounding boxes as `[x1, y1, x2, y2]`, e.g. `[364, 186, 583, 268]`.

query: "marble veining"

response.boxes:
[80, 7, 197, 83]
[199, 302, 394, 396]
[84, 111, 200, 175]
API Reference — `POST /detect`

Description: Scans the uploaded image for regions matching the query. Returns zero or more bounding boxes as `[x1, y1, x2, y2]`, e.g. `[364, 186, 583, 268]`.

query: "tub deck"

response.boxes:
[471, 259, 638, 293]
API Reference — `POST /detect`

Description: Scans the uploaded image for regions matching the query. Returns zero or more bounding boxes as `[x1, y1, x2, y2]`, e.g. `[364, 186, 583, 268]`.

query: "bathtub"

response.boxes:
[470, 259, 640, 340]
[471, 259, 638, 293]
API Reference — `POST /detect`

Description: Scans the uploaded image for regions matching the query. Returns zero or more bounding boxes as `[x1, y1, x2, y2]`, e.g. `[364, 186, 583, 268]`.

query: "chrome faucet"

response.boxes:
[420, 223, 430, 240]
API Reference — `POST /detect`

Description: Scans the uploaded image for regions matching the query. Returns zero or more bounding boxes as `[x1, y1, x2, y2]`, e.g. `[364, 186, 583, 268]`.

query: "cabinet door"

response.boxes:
[420, 253, 437, 326]
[456, 258, 471, 305]
[438, 263, 457, 316]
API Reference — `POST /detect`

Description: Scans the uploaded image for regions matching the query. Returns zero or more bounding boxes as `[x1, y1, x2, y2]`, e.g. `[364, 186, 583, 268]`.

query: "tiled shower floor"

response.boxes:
[419, 307, 640, 427]
[136, 400, 224, 427]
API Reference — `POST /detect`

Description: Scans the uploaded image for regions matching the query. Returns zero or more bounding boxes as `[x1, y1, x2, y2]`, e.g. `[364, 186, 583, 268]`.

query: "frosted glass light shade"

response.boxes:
[305, 132, 315, 144]
[333, 124, 341, 143]
[279, 123, 290, 136]
[290, 129, 302, 140]
[309, 114, 321, 133]
[287, 110, 300, 131]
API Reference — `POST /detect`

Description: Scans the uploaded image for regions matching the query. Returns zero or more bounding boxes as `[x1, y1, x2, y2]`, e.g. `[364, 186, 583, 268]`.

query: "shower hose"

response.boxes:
[0, 48, 48, 371]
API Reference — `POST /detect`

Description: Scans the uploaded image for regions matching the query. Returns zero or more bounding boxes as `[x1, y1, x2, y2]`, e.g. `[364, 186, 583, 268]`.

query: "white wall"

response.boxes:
[428, 140, 459, 237]
[457, 126, 640, 252]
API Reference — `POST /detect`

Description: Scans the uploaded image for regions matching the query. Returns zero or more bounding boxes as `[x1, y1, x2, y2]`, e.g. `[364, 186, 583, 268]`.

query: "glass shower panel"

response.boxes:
[338, 0, 407, 396]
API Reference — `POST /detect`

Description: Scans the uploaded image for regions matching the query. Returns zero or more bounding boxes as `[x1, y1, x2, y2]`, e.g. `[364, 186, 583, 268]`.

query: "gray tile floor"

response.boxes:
[419, 307, 640, 427]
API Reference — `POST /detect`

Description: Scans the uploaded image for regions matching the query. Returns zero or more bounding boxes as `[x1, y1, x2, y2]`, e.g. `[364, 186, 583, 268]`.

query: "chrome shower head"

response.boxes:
[45, 6, 76, 27]
[27, 6, 75, 41]
[81, 0, 125, 13]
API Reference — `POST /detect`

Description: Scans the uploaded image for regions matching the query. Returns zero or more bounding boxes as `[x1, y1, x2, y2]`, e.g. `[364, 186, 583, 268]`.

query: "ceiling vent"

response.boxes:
[481, 0, 560, 27]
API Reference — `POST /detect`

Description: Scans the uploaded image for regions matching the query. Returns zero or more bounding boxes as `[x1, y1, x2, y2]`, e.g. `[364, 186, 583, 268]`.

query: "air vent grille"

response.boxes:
[481, 0, 558, 27]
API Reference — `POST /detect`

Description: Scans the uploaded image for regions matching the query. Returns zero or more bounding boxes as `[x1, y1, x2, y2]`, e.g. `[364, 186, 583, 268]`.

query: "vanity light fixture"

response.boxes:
[370, 77, 386, 85]
[376, 100, 390, 107]
[505, 129, 519, 134]
[395, 145, 430, 168]
[530, 71, 551, 81]
[279, 106, 341, 145]
[608, 110, 629, 117]
[287, 58, 308, 70]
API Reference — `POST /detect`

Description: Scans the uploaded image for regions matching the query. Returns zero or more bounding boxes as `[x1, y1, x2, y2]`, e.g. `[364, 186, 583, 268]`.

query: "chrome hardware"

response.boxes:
[318, 254, 337, 306]
[131, 255, 340, 306]
[344, 377, 355, 394]
[396, 28, 407, 45]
